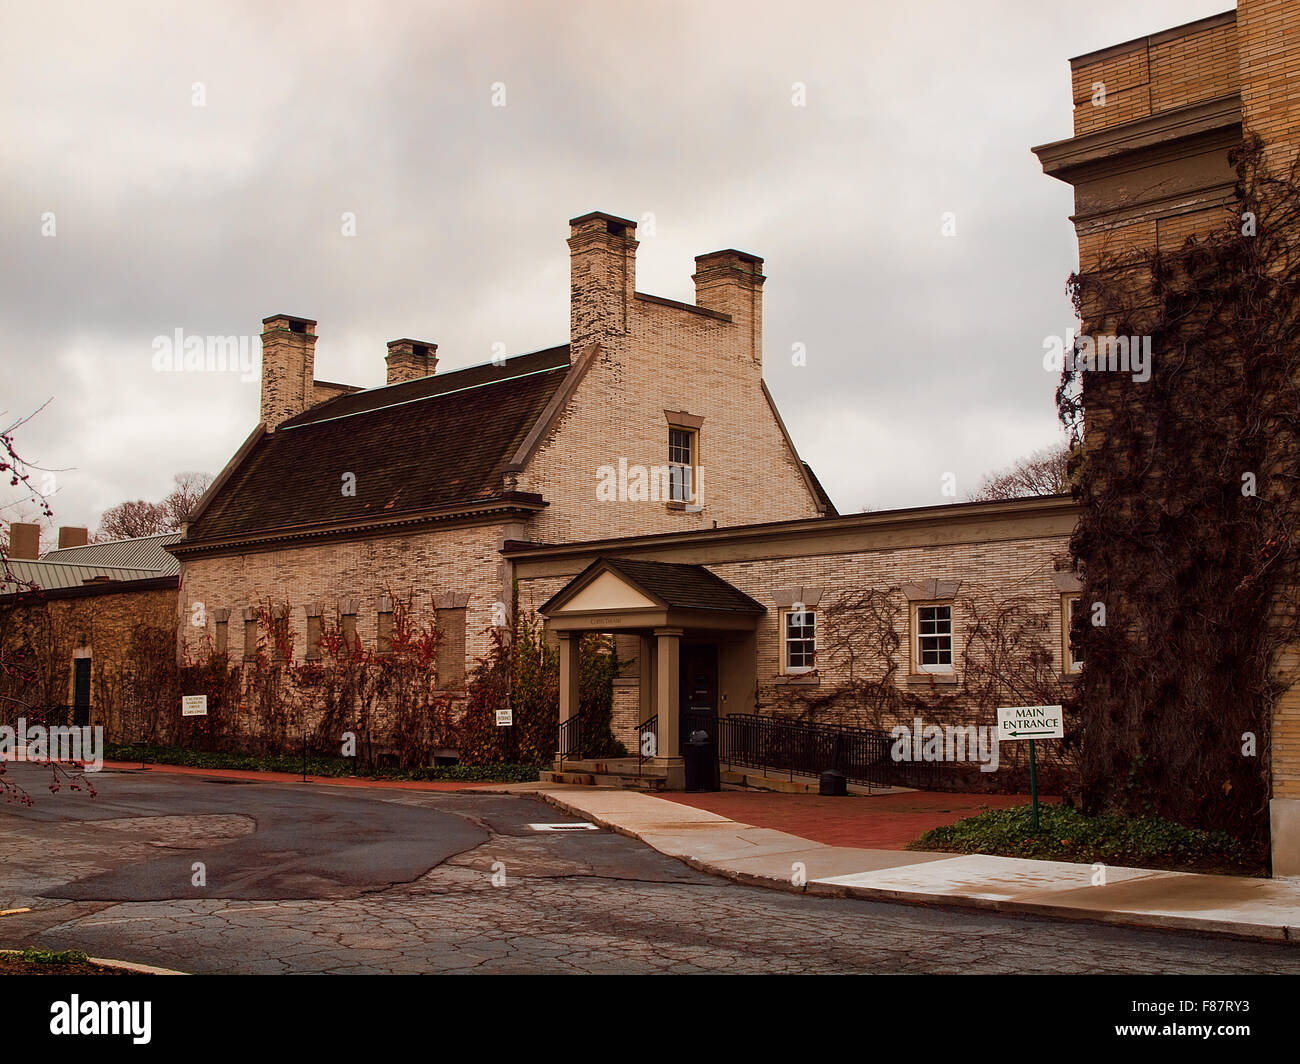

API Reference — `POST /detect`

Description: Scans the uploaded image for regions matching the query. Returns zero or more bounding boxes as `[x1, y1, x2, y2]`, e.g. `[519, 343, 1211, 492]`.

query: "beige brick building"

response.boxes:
[171, 211, 831, 729]
[171, 207, 1082, 795]
[510, 497, 1079, 789]
[0, 526, 180, 739]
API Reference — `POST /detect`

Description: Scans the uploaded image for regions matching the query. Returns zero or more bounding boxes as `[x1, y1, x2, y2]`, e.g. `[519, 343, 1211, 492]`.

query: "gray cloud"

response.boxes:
[0, 0, 1231, 534]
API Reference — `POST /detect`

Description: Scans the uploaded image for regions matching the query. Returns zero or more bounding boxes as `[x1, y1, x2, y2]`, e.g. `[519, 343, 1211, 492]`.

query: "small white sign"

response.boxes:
[181, 694, 208, 718]
[996, 704, 1063, 741]
[528, 823, 598, 832]
[495, 708, 513, 727]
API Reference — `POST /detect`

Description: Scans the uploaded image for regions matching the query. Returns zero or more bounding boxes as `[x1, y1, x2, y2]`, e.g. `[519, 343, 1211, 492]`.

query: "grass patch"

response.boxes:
[907, 803, 1266, 875]
[102, 744, 540, 784]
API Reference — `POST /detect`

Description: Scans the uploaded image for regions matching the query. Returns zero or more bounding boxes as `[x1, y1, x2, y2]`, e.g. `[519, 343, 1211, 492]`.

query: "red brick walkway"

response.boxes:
[97, 760, 499, 791]
[661, 790, 1057, 849]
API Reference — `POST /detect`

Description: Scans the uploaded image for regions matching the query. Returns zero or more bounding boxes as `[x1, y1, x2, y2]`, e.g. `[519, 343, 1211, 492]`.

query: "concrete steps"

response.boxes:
[541, 758, 669, 792]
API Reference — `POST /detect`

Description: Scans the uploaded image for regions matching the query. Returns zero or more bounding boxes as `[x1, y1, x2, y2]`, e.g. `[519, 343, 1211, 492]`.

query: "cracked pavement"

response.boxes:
[3, 764, 1299, 974]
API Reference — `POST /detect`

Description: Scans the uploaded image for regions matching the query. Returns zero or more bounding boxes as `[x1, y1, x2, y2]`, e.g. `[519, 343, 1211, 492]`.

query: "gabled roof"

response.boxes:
[183, 346, 572, 545]
[541, 556, 766, 617]
[801, 462, 838, 517]
[41, 531, 181, 575]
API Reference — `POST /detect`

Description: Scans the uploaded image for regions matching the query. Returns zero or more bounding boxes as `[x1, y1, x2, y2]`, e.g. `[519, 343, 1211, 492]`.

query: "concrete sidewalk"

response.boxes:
[529, 785, 1300, 943]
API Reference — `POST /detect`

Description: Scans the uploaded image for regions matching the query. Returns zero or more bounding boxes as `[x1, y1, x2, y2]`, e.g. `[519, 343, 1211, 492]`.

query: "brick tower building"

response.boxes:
[1034, 1, 1300, 873]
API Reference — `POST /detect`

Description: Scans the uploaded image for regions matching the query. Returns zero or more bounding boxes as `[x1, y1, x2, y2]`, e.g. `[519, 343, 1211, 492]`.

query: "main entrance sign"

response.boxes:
[995, 705, 1063, 741]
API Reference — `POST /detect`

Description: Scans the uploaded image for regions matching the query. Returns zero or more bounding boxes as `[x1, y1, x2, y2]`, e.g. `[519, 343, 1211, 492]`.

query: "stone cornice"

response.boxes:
[504, 495, 1079, 574]
[1033, 94, 1242, 183]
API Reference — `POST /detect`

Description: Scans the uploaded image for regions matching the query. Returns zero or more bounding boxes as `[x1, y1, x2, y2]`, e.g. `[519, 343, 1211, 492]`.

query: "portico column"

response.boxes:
[637, 633, 655, 750]
[654, 627, 684, 788]
[556, 631, 581, 769]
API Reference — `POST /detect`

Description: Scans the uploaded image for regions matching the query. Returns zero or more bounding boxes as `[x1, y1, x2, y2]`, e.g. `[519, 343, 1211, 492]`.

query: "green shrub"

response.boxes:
[19, 949, 89, 965]
[909, 803, 1265, 874]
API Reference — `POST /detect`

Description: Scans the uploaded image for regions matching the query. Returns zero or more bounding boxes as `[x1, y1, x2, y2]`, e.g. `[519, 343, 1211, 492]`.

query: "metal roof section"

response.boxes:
[1, 559, 168, 593]
[40, 531, 182, 575]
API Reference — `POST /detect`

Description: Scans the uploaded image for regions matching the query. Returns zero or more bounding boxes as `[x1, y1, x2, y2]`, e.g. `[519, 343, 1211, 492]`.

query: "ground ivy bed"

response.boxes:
[0, 950, 137, 976]
[101, 744, 541, 783]
[908, 804, 1266, 876]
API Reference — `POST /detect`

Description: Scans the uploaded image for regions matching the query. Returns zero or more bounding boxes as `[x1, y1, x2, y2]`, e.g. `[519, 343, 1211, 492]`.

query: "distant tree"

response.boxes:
[162, 471, 212, 526]
[96, 499, 169, 540]
[968, 443, 1071, 502]
[96, 472, 212, 540]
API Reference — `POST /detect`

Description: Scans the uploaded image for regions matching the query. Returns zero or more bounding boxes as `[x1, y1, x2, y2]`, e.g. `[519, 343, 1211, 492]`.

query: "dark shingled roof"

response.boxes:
[591, 557, 765, 613]
[187, 346, 571, 542]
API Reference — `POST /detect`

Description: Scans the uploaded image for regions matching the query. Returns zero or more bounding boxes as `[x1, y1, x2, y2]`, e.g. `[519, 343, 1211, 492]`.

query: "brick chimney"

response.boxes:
[386, 339, 438, 385]
[7, 522, 40, 560]
[260, 314, 317, 430]
[568, 211, 638, 351]
[694, 250, 764, 364]
[57, 527, 88, 549]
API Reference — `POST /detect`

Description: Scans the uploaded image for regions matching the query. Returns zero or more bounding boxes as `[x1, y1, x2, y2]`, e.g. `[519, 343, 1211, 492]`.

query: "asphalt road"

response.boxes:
[3, 763, 1299, 975]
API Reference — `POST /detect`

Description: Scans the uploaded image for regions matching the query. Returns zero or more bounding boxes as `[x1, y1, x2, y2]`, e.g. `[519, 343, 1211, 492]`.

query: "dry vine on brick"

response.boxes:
[1058, 135, 1300, 853]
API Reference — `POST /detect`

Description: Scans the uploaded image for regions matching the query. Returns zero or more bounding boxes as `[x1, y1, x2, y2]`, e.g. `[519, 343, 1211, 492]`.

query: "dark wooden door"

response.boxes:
[679, 642, 718, 752]
[73, 658, 91, 727]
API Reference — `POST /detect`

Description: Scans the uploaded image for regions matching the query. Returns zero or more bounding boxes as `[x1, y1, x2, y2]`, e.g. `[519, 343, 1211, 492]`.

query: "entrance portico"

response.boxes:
[540, 557, 765, 789]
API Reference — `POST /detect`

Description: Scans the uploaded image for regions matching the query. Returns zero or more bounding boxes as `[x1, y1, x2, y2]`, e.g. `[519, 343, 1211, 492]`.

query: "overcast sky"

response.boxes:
[1, 0, 1232, 538]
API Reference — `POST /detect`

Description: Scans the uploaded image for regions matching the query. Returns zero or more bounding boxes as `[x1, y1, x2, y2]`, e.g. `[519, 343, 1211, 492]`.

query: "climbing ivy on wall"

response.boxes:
[457, 604, 623, 766]
[1058, 135, 1300, 853]
[761, 583, 1077, 794]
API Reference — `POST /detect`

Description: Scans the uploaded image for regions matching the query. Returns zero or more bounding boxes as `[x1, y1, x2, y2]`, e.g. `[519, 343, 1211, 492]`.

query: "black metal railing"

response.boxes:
[636, 715, 659, 769]
[6, 705, 82, 728]
[558, 716, 582, 763]
[718, 713, 942, 791]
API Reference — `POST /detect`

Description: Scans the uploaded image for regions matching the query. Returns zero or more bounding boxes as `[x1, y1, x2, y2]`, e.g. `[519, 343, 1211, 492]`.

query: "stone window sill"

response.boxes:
[773, 672, 820, 686]
[612, 677, 640, 687]
[906, 672, 958, 686]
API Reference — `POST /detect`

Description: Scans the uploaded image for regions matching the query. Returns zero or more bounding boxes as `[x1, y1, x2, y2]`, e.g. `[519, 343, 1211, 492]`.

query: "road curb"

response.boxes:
[87, 957, 188, 975]
[537, 790, 1299, 945]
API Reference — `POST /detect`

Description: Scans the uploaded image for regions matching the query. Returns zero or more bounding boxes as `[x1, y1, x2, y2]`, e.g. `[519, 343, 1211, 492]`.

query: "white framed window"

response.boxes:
[668, 427, 696, 503]
[782, 607, 817, 673]
[1064, 594, 1083, 673]
[913, 603, 954, 673]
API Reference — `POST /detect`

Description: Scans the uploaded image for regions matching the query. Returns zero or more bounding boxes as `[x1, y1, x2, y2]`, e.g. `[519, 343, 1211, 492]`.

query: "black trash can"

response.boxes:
[684, 729, 720, 792]
[819, 769, 847, 796]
